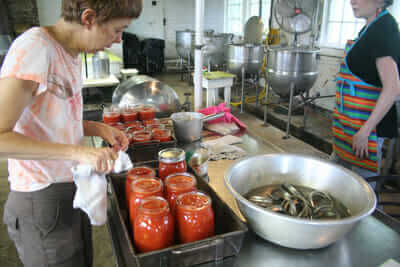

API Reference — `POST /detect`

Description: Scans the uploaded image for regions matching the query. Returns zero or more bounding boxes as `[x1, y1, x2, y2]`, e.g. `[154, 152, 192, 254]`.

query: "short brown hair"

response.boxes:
[61, 0, 142, 24]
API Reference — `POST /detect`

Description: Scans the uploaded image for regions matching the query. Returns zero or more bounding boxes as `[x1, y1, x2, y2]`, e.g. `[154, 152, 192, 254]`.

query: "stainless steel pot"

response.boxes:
[265, 46, 320, 98]
[227, 44, 264, 76]
[191, 33, 233, 68]
[171, 112, 224, 143]
[92, 51, 110, 79]
[176, 30, 214, 60]
[112, 75, 181, 117]
[224, 153, 377, 249]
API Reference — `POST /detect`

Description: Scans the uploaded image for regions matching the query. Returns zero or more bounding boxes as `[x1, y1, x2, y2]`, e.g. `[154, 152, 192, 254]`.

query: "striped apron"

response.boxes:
[333, 10, 388, 173]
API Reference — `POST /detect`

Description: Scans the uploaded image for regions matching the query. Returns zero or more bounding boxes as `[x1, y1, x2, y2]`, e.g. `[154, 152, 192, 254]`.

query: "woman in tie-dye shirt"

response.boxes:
[0, 0, 142, 266]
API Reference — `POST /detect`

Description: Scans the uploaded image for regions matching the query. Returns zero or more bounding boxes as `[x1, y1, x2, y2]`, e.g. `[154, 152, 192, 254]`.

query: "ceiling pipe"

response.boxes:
[193, 0, 204, 111]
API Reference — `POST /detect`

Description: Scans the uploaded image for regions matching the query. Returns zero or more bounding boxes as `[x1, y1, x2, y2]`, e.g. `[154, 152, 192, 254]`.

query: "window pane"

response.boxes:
[343, 1, 357, 22]
[326, 22, 341, 45]
[342, 22, 357, 43]
[329, 0, 344, 21]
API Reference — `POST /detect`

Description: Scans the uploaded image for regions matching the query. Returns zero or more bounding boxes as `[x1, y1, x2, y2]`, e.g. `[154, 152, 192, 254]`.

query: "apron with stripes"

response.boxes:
[333, 10, 388, 173]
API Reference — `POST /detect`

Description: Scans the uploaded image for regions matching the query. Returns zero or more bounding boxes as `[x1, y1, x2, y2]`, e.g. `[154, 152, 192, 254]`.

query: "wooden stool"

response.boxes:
[202, 72, 235, 107]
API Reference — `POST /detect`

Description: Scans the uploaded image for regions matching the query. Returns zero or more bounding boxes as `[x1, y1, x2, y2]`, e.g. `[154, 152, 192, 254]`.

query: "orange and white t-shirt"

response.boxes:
[0, 27, 84, 192]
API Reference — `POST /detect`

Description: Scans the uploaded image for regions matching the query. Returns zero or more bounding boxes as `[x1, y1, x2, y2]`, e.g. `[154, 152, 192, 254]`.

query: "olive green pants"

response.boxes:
[3, 182, 93, 267]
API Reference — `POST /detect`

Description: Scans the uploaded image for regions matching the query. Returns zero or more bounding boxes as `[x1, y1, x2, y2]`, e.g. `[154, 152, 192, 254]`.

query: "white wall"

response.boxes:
[36, 0, 61, 26]
[204, 0, 225, 34]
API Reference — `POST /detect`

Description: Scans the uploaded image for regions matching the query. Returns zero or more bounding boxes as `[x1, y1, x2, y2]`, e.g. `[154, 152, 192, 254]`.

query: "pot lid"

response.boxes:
[244, 16, 264, 44]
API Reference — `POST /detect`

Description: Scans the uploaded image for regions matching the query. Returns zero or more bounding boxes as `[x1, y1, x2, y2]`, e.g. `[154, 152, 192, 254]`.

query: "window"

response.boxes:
[320, 0, 400, 49]
[320, 0, 364, 48]
[224, 0, 272, 35]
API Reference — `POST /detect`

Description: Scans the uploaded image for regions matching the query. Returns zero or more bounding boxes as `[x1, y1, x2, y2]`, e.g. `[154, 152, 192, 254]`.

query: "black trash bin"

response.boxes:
[141, 38, 165, 74]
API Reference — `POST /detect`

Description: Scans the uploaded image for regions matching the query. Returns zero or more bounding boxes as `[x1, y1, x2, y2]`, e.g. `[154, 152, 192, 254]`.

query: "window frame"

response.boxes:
[224, 0, 271, 35]
[320, 0, 400, 49]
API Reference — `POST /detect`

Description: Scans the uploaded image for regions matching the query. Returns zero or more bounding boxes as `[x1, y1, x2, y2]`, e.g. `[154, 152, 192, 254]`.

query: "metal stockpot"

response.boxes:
[191, 33, 233, 68]
[176, 30, 194, 60]
[171, 112, 224, 143]
[224, 154, 376, 249]
[175, 30, 214, 60]
[227, 44, 264, 76]
[265, 46, 320, 98]
[92, 51, 110, 79]
[112, 75, 181, 117]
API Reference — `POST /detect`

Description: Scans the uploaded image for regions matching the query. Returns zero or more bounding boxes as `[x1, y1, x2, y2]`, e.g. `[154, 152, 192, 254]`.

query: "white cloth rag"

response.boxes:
[72, 150, 133, 225]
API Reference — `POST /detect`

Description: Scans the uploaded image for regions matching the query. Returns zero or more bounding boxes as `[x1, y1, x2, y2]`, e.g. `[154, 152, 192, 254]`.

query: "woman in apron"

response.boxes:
[332, 0, 400, 178]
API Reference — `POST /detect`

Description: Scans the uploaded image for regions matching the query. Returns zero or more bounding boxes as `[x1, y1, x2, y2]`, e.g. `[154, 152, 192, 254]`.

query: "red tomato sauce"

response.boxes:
[134, 197, 175, 252]
[176, 192, 214, 243]
[165, 173, 197, 214]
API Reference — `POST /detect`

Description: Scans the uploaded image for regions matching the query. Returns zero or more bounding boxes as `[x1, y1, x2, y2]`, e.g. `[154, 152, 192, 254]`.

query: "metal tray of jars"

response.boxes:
[106, 160, 248, 267]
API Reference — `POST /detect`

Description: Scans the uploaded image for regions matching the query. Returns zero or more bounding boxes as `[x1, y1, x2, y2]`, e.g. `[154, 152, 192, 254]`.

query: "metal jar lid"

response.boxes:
[158, 148, 186, 163]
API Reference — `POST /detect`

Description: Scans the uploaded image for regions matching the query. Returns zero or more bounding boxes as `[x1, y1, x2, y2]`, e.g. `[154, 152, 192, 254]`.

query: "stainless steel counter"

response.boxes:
[107, 208, 400, 267]
[105, 116, 400, 266]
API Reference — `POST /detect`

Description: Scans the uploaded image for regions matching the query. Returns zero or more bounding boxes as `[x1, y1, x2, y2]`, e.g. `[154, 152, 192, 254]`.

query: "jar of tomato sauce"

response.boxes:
[121, 107, 139, 122]
[152, 128, 171, 142]
[103, 106, 121, 124]
[165, 172, 197, 215]
[134, 197, 174, 253]
[176, 191, 214, 243]
[129, 178, 163, 225]
[158, 148, 187, 180]
[125, 166, 156, 208]
[139, 105, 156, 121]
[132, 130, 152, 144]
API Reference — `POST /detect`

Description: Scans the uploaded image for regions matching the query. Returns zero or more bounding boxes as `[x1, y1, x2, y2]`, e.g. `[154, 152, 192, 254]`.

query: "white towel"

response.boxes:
[72, 151, 133, 225]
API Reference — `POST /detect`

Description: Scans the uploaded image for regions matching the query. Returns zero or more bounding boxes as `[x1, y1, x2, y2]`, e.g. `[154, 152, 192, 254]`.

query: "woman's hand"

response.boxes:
[100, 123, 129, 152]
[75, 146, 118, 173]
[84, 121, 129, 152]
[352, 126, 371, 159]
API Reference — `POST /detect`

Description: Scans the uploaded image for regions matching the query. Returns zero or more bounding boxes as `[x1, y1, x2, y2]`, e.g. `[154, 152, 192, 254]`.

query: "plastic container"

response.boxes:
[139, 105, 156, 121]
[143, 118, 160, 127]
[176, 191, 214, 243]
[132, 130, 152, 143]
[121, 107, 139, 122]
[158, 148, 187, 180]
[103, 106, 121, 124]
[165, 172, 197, 215]
[152, 128, 171, 142]
[134, 197, 174, 253]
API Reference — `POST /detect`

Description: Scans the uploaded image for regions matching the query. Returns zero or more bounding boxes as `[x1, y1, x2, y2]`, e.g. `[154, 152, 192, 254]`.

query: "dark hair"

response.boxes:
[384, 0, 393, 8]
[61, 0, 142, 24]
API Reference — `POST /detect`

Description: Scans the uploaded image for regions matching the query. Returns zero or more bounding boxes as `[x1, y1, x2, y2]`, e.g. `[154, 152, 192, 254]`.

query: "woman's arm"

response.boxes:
[0, 77, 117, 172]
[353, 56, 400, 158]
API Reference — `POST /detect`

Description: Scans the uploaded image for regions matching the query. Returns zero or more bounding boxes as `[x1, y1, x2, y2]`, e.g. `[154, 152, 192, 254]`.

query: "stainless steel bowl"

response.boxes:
[224, 153, 377, 249]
